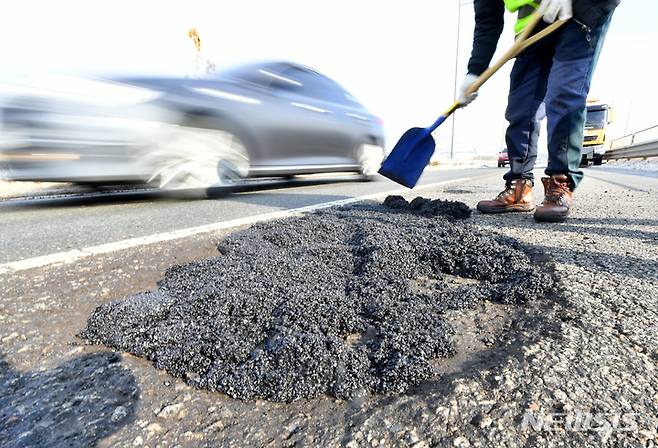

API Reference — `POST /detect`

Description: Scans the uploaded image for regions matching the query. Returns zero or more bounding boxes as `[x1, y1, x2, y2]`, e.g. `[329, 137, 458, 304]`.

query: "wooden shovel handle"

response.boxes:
[464, 13, 566, 96]
[516, 19, 567, 53]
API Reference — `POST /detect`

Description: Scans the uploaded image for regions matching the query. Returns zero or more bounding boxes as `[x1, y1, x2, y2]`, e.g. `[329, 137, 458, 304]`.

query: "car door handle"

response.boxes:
[290, 102, 331, 114]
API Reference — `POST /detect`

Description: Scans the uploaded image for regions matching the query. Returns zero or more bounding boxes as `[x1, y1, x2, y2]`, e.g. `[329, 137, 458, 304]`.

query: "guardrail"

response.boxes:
[605, 125, 658, 160]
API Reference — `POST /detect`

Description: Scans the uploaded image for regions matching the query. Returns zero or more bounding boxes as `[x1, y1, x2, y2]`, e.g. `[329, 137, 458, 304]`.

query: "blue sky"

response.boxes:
[1, 1, 655, 157]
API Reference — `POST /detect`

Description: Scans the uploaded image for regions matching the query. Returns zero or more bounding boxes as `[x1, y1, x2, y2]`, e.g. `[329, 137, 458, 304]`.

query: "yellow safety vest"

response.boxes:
[504, 0, 541, 34]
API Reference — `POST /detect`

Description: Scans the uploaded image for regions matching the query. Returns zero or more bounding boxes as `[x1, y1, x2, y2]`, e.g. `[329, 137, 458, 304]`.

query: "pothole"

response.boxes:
[433, 301, 512, 377]
[79, 197, 553, 402]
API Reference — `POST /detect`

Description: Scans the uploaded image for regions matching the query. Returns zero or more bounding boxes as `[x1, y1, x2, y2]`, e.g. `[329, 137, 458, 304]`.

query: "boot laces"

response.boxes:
[497, 180, 521, 199]
[545, 178, 570, 203]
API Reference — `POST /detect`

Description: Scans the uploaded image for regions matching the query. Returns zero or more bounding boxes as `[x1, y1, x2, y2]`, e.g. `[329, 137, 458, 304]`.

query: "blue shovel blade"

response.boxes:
[378, 127, 436, 188]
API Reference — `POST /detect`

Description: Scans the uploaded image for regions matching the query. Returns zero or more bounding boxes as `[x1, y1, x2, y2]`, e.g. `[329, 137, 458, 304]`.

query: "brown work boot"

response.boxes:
[534, 175, 573, 222]
[476, 179, 535, 214]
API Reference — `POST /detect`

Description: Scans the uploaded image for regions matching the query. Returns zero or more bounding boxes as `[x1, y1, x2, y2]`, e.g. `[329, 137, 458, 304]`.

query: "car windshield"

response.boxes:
[214, 63, 362, 106]
[586, 109, 607, 126]
[213, 64, 296, 87]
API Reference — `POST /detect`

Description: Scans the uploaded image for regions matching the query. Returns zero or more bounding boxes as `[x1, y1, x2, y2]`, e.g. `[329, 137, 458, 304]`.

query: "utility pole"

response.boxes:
[450, 0, 473, 159]
[624, 99, 633, 136]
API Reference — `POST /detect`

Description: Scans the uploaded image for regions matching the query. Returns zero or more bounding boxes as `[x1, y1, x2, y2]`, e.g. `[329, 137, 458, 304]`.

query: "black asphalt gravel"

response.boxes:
[80, 197, 553, 402]
[382, 195, 472, 220]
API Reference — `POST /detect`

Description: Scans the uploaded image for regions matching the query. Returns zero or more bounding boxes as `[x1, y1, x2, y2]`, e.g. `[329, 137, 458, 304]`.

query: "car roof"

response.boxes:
[215, 61, 320, 78]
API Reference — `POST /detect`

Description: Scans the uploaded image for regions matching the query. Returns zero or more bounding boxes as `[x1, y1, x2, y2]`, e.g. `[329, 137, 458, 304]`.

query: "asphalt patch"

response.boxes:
[382, 195, 472, 220]
[80, 197, 553, 402]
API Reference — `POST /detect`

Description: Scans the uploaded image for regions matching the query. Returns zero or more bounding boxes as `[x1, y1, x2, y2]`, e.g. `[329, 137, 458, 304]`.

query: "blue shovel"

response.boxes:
[379, 13, 565, 188]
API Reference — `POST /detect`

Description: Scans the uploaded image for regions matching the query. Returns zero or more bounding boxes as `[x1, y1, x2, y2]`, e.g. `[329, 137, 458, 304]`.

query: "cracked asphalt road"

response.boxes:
[1, 166, 657, 447]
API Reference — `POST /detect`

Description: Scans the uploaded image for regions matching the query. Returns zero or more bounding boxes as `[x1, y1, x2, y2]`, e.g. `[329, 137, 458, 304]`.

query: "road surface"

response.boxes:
[0, 168, 498, 267]
[0, 165, 656, 447]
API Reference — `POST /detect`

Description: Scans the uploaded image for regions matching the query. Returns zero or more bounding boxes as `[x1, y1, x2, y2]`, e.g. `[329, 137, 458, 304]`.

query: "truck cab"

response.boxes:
[582, 100, 614, 166]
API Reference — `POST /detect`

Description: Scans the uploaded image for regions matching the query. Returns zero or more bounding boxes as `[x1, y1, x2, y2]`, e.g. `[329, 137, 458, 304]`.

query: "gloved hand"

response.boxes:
[538, 0, 573, 23]
[457, 73, 479, 108]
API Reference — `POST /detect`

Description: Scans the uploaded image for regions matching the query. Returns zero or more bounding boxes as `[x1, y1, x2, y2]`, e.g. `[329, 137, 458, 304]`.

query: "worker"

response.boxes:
[458, 0, 619, 222]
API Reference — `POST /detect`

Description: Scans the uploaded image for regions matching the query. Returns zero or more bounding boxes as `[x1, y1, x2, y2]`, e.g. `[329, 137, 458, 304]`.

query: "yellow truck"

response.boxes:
[582, 100, 614, 166]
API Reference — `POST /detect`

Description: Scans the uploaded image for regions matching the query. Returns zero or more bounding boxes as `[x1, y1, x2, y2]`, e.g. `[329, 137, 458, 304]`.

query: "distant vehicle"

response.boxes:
[0, 62, 385, 191]
[581, 100, 614, 166]
[497, 149, 509, 167]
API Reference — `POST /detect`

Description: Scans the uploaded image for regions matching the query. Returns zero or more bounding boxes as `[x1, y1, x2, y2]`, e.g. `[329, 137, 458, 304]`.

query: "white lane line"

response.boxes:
[0, 177, 475, 274]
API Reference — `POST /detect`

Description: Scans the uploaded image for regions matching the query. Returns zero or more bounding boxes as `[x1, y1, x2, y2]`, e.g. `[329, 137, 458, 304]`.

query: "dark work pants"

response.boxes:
[503, 13, 612, 190]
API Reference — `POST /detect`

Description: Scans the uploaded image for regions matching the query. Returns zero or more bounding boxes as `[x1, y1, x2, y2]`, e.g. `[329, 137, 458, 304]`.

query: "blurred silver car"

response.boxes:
[0, 62, 385, 190]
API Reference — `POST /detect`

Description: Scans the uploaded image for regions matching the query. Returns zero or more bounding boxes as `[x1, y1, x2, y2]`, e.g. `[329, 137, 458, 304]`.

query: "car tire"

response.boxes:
[357, 143, 384, 181]
[498, 162, 503, 167]
[593, 155, 603, 166]
[148, 121, 250, 196]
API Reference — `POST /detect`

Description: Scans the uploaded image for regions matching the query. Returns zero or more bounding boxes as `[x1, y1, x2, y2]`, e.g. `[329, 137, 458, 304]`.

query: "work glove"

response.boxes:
[538, 0, 573, 23]
[457, 73, 479, 108]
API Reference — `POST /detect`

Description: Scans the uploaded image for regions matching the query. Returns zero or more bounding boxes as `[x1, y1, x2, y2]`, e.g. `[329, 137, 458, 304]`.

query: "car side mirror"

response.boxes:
[607, 109, 615, 124]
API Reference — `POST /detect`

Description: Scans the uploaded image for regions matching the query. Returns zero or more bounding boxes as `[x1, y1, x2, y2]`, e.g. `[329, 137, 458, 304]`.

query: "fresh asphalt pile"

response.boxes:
[382, 195, 472, 220]
[80, 197, 553, 402]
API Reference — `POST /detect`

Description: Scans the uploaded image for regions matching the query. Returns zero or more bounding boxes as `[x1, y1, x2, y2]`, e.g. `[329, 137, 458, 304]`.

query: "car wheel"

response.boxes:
[357, 143, 384, 180]
[593, 155, 603, 166]
[149, 124, 250, 194]
[498, 162, 502, 167]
